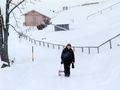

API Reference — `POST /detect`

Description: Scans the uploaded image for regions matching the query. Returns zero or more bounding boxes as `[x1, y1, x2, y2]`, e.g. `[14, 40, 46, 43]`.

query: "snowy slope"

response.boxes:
[1, 39, 120, 90]
[1, 0, 120, 90]
[24, 0, 120, 46]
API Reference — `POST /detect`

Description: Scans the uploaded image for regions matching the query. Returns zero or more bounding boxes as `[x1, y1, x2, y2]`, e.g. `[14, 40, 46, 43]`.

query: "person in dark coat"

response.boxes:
[61, 44, 75, 77]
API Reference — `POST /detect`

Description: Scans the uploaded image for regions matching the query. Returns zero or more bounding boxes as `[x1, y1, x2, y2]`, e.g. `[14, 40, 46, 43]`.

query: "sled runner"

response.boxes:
[58, 70, 64, 76]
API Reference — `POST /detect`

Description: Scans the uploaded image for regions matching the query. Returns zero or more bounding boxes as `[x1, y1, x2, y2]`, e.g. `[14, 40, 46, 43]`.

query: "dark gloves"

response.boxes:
[72, 62, 75, 69]
[61, 61, 63, 64]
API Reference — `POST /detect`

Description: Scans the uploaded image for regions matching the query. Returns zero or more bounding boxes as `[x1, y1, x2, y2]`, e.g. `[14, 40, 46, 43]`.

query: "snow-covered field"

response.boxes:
[1, 0, 120, 90]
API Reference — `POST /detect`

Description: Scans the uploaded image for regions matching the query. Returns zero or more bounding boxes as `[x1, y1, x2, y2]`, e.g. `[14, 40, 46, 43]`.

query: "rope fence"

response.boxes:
[19, 32, 120, 55]
[87, 2, 120, 20]
[20, 33, 99, 54]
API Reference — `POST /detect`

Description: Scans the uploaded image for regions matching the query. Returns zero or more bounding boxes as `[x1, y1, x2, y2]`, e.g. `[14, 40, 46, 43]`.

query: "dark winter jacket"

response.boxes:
[61, 48, 75, 63]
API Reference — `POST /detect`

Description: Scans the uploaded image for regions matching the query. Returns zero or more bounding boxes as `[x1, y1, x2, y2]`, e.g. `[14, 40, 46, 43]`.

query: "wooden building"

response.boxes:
[23, 10, 51, 26]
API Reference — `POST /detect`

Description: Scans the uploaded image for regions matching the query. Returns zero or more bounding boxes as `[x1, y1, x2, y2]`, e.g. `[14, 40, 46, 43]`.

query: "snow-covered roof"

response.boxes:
[23, 10, 51, 19]
[23, 2, 55, 19]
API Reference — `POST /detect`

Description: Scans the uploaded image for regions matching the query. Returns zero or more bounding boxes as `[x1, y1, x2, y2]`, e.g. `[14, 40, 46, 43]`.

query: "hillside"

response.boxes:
[1, 0, 120, 90]
[24, 0, 120, 46]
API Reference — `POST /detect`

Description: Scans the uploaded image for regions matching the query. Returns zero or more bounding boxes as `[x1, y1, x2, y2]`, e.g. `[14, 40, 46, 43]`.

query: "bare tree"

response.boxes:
[0, 0, 42, 68]
[0, 8, 4, 58]
[0, 0, 25, 68]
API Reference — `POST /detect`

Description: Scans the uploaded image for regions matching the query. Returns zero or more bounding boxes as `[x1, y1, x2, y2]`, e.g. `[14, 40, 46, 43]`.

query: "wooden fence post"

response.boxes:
[82, 47, 84, 52]
[39, 41, 41, 46]
[63, 45, 65, 49]
[88, 47, 90, 54]
[31, 39, 33, 43]
[109, 40, 112, 49]
[97, 47, 99, 54]
[47, 43, 49, 48]
[58, 45, 60, 50]
[32, 46, 34, 62]
[53, 44, 55, 49]
[43, 42, 45, 47]
[34, 40, 36, 45]
[73, 47, 75, 52]
[29, 37, 31, 42]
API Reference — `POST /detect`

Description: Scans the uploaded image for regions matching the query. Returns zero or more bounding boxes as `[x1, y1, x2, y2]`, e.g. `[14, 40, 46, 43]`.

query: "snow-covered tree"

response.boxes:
[0, 0, 41, 68]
